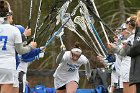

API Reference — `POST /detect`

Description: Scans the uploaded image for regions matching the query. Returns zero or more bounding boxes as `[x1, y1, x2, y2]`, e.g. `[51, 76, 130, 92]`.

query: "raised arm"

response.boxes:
[56, 46, 66, 64]
[15, 41, 37, 55]
[85, 60, 91, 80]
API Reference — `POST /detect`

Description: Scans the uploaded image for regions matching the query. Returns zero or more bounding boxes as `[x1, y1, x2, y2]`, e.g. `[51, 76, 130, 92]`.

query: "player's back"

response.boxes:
[0, 24, 22, 70]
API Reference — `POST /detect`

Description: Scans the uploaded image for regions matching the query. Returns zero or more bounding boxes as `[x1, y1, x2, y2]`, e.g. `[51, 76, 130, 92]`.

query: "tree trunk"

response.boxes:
[119, 0, 126, 23]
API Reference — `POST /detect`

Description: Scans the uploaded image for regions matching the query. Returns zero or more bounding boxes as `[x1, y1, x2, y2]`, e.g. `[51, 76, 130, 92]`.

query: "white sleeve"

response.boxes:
[56, 48, 66, 64]
[62, 51, 70, 61]
[84, 60, 91, 80]
[81, 55, 88, 64]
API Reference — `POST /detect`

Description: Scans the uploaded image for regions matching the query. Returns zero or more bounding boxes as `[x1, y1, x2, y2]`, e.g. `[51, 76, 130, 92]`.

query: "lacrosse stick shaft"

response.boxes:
[90, 22, 108, 54]
[74, 16, 101, 55]
[73, 29, 100, 55]
[90, 0, 110, 43]
[60, 36, 64, 46]
[28, 0, 33, 28]
[33, 0, 43, 41]
[84, 16, 106, 56]
[45, 18, 70, 47]
[79, 2, 107, 56]
[37, 0, 58, 31]
[86, 32, 101, 55]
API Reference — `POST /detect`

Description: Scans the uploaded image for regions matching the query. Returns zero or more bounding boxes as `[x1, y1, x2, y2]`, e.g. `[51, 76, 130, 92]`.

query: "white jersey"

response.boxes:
[120, 34, 134, 82]
[0, 24, 22, 70]
[114, 54, 121, 75]
[53, 51, 88, 89]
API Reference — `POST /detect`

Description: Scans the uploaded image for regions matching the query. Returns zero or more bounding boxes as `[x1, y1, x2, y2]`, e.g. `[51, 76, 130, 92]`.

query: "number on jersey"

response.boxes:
[68, 68, 75, 72]
[0, 36, 8, 50]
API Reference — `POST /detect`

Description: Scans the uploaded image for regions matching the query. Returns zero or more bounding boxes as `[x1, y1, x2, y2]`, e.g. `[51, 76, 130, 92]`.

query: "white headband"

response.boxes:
[71, 48, 82, 55]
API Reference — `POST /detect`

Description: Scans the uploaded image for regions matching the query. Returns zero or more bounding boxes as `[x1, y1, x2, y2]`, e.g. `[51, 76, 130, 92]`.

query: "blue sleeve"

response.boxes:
[16, 54, 20, 69]
[105, 54, 116, 63]
[21, 48, 41, 62]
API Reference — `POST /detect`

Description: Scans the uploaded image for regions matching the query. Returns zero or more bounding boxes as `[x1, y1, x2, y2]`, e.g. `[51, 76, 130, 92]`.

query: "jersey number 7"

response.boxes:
[0, 36, 8, 50]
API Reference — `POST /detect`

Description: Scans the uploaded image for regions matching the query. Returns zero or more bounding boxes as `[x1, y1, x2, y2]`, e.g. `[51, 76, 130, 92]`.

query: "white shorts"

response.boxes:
[54, 77, 65, 89]
[13, 70, 27, 90]
[13, 71, 19, 87]
[111, 71, 119, 86]
[120, 72, 129, 82]
[120, 57, 131, 82]
[22, 73, 27, 92]
[119, 77, 123, 88]
[0, 68, 15, 84]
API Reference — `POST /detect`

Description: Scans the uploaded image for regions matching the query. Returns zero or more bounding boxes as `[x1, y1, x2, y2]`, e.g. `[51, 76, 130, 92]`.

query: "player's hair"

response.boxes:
[0, 0, 11, 17]
[73, 42, 81, 49]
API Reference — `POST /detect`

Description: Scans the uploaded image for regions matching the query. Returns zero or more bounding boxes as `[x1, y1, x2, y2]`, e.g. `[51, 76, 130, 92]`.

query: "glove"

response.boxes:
[39, 52, 44, 58]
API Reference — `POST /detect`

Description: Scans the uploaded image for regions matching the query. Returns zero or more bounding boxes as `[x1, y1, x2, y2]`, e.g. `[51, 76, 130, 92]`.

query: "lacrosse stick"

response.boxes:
[33, 0, 43, 41]
[90, 0, 110, 43]
[56, 0, 70, 26]
[45, 18, 70, 47]
[79, 2, 107, 56]
[61, 13, 98, 53]
[74, 16, 101, 56]
[56, 28, 65, 47]
[71, 3, 80, 16]
[28, 0, 33, 28]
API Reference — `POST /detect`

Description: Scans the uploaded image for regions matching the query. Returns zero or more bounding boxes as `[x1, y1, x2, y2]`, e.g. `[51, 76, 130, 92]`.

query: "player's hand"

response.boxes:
[40, 46, 46, 52]
[23, 26, 31, 37]
[60, 45, 66, 50]
[29, 41, 37, 49]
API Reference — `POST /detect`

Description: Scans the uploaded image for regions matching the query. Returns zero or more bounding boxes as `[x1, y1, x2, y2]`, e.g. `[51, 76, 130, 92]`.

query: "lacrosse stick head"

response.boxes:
[62, 13, 76, 32]
[71, 3, 80, 16]
[58, 0, 70, 20]
[74, 16, 87, 32]
[79, 1, 89, 15]
[79, 8, 84, 16]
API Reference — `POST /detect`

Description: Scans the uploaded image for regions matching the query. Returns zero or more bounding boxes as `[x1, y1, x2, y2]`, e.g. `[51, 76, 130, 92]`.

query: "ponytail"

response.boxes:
[73, 42, 81, 49]
[0, 0, 11, 17]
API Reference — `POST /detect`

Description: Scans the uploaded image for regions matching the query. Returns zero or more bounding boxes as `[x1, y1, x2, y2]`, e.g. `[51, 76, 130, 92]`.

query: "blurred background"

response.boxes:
[6, 0, 140, 88]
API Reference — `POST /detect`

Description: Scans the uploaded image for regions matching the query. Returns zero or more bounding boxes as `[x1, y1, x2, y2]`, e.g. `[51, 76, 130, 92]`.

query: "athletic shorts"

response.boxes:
[13, 71, 19, 87]
[111, 71, 119, 86]
[120, 57, 130, 82]
[0, 68, 15, 84]
[57, 81, 78, 90]
[120, 72, 129, 82]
